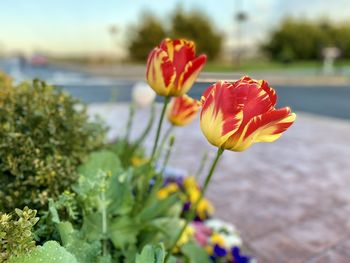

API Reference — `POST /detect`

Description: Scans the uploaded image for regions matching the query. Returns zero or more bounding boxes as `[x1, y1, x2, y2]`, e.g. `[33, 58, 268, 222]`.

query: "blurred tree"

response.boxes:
[128, 13, 167, 61]
[170, 7, 223, 61]
[262, 18, 350, 61]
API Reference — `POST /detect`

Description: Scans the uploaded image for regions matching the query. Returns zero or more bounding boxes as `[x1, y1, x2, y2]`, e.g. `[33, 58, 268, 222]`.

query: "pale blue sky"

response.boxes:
[0, 0, 349, 56]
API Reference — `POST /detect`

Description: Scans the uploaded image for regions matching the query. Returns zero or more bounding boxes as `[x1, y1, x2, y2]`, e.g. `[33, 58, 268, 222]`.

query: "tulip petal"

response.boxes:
[160, 38, 196, 63]
[260, 80, 277, 106]
[174, 55, 207, 96]
[167, 95, 200, 126]
[225, 107, 296, 151]
[146, 48, 176, 96]
[232, 77, 276, 127]
[200, 81, 244, 148]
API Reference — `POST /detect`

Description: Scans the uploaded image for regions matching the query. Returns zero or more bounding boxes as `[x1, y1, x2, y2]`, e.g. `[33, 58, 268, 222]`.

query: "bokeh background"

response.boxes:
[1, 1, 350, 262]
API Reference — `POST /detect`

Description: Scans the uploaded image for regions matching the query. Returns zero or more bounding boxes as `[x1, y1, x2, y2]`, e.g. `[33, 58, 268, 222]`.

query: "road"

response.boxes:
[0, 59, 349, 120]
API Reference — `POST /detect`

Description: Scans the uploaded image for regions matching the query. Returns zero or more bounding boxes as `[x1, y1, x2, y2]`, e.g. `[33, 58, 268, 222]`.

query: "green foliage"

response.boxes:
[0, 79, 106, 211]
[127, 8, 223, 61]
[7, 241, 78, 263]
[181, 242, 211, 263]
[135, 243, 165, 263]
[262, 18, 350, 61]
[128, 12, 167, 61]
[46, 149, 184, 262]
[170, 7, 223, 60]
[0, 207, 39, 262]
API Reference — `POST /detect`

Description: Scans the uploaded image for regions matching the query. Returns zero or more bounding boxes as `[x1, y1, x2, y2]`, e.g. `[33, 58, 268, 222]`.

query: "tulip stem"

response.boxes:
[165, 148, 224, 261]
[151, 96, 170, 160]
[156, 125, 174, 160]
[195, 152, 208, 179]
[125, 103, 135, 142]
[161, 136, 175, 174]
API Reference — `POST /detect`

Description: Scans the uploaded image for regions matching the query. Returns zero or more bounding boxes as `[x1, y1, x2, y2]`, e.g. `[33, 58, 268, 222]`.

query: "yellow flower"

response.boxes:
[173, 224, 194, 252]
[197, 199, 214, 220]
[157, 183, 179, 200]
[131, 156, 148, 167]
[211, 233, 226, 247]
[183, 176, 197, 190]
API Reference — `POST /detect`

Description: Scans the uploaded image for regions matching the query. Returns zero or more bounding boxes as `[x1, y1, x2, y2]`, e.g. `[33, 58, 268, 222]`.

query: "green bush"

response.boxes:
[262, 18, 350, 61]
[0, 207, 39, 262]
[0, 79, 106, 212]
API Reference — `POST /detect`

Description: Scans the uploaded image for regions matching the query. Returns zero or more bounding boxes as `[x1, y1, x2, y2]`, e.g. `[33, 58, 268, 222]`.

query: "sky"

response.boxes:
[0, 0, 349, 56]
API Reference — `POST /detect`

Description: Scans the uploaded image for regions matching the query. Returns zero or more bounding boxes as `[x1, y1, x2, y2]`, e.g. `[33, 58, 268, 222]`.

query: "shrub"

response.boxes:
[0, 79, 106, 212]
[0, 207, 39, 262]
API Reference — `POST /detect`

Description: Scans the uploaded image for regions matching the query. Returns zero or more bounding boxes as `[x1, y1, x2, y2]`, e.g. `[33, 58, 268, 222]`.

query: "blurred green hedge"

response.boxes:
[0, 78, 106, 212]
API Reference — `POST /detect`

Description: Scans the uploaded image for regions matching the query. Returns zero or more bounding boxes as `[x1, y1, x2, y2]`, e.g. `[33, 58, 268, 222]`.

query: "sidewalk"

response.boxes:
[88, 103, 350, 263]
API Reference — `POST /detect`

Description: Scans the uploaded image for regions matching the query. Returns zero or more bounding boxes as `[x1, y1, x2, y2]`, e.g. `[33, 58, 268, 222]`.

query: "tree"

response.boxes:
[170, 7, 223, 61]
[128, 13, 167, 61]
[262, 18, 350, 61]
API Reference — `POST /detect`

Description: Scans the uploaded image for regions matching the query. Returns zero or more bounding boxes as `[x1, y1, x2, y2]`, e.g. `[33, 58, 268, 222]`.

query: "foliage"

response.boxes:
[128, 12, 167, 61]
[127, 8, 223, 61]
[0, 207, 39, 262]
[7, 241, 78, 263]
[135, 243, 165, 263]
[262, 18, 350, 61]
[0, 80, 106, 212]
[45, 150, 193, 262]
[170, 7, 223, 61]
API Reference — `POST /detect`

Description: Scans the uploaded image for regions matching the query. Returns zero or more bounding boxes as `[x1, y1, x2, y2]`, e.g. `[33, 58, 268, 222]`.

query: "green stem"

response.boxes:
[195, 152, 208, 179]
[161, 136, 175, 174]
[134, 103, 156, 147]
[101, 187, 108, 256]
[165, 148, 224, 261]
[156, 125, 174, 160]
[125, 103, 135, 142]
[151, 96, 170, 160]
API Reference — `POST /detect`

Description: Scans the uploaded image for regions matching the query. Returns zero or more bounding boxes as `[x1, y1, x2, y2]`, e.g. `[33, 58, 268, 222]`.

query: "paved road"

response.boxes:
[1, 59, 349, 120]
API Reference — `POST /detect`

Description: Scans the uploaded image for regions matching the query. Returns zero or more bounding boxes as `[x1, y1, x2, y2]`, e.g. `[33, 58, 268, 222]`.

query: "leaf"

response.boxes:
[138, 195, 181, 221]
[106, 169, 134, 215]
[108, 216, 142, 249]
[181, 242, 211, 263]
[135, 243, 165, 263]
[57, 221, 101, 263]
[7, 241, 78, 263]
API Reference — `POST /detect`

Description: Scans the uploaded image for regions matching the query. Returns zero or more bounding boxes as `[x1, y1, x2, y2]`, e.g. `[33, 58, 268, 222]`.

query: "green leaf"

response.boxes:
[108, 216, 142, 249]
[77, 150, 122, 180]
[57, 221, 101, 263]
[181, 242, 211, 263]
[135, 243, 165, 263]
[106, 169, 134, 215]
[7, 241, 78, 263]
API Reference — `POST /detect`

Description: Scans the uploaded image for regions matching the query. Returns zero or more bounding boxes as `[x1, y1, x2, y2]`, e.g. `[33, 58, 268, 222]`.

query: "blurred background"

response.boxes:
[1, 0, 350, 118]
[1, 1, 350, 262]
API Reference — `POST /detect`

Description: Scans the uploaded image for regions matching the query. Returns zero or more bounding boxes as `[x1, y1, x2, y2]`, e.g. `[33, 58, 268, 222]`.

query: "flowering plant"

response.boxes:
[0, 37, 295, 263]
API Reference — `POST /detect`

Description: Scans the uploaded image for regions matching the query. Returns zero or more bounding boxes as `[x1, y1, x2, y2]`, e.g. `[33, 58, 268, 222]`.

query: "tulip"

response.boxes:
[131, 82, 156, 108]
[200, 76, 296, 151]
[146, 38, 207, 97]
[167, 95, 200, 126]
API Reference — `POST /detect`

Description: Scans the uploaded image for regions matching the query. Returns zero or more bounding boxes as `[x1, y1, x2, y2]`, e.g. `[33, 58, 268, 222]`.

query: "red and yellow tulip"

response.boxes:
[167, 95, 201, 126]
[200, 76, 296, 151]
[146, 38, 207, 97]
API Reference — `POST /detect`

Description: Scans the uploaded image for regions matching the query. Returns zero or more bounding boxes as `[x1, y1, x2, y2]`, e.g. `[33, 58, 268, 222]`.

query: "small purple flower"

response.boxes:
[231, 247, 251, 263]
[213, 244, 227, 257]
[183, 202, 191, 212]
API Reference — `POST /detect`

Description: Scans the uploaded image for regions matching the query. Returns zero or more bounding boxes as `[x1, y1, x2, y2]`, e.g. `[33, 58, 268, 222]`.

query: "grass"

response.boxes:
[203, 59, 350, 73]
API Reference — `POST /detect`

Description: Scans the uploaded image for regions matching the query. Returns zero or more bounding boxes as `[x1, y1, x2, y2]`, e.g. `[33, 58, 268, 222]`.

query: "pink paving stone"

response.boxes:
[88, 103, 350, 262]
